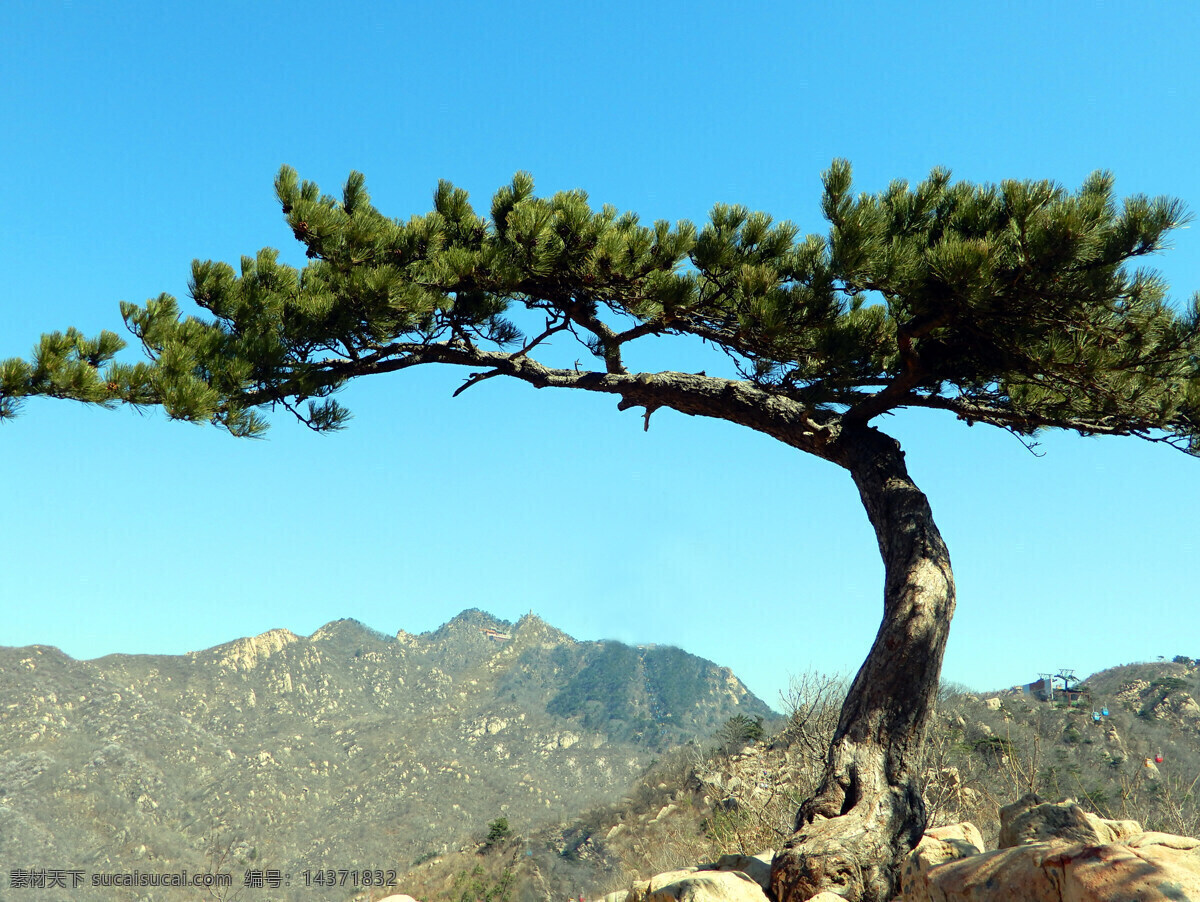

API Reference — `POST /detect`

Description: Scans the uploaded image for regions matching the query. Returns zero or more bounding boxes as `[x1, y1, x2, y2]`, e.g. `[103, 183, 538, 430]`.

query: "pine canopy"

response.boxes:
[5, 162, 1199, 454]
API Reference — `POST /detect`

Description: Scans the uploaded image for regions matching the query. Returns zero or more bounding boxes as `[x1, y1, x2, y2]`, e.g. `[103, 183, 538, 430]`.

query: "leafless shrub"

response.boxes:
[774, 672, 847, 769]
[702, 780, 805, 856]
[198, 823, 246, 902]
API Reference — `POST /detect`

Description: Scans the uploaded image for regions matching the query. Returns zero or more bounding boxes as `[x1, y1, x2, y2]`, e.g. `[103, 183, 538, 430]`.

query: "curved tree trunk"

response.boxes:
[770, 424, 956, 902]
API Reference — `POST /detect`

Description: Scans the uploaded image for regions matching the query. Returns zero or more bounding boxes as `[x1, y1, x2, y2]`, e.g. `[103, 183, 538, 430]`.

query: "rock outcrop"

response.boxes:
[604, 850, 775, 902]
[210, 627, 300, 672]
[627, 867, 769, 902]
[898, 798, 1200, 902]
[704, 852, 774, 890]
[900, 833, 1200, 902]
[998, 793, 1141, 848]
[900, 822, 985, 900]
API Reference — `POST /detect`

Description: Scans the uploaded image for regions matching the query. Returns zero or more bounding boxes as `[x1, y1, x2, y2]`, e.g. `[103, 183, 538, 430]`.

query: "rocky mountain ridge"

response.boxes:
[0, 609, 773, 902]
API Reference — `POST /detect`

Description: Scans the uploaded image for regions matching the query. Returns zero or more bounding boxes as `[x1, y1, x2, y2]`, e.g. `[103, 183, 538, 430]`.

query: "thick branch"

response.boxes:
[261, 342, 844, 456]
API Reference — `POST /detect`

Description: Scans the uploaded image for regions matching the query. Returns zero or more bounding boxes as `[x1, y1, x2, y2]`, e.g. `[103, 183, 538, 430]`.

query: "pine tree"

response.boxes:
[485, 817, 512, 846]
[6, 163, 1199, 901]
[718, 714, 766, 753]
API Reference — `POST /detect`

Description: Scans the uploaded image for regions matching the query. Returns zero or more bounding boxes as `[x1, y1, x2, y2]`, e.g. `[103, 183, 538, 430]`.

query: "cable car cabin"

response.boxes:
[1156, 754, 1164, 763]
[1101, 707, 1109, 716]
[1092, 711, 1102, 722]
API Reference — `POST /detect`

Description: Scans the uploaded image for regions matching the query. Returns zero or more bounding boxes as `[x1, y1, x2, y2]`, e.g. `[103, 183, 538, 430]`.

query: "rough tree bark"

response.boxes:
[770, 424, 956, 902]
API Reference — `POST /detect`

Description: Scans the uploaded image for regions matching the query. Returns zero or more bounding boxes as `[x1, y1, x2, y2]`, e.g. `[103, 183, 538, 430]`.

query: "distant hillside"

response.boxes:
[400, 656, 1200, 902]
[0, 609, 773, 902]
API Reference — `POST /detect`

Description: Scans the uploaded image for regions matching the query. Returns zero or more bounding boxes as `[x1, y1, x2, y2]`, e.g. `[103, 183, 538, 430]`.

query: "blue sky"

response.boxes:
[3, 1, 1198, 708]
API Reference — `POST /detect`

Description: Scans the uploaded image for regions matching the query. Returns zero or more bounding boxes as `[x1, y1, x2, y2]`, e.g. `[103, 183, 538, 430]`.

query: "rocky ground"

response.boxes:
[587, 796, 1200, 902]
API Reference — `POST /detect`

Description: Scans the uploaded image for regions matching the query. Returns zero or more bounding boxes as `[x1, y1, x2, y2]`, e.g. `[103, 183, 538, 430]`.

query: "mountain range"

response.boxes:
[0, 609, 774, 901]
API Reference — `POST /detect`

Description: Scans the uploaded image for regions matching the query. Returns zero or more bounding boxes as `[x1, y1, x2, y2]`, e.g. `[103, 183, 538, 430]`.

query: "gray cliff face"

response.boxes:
[0, 610, 774, 902]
